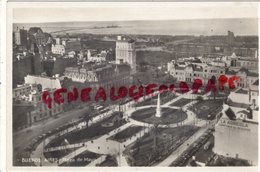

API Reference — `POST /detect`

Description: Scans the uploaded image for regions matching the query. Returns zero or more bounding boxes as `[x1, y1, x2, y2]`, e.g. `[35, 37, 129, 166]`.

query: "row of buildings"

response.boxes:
[13, 35, 137, 129]
[167, 53, 258, 88]
[167, 47, 259, 165]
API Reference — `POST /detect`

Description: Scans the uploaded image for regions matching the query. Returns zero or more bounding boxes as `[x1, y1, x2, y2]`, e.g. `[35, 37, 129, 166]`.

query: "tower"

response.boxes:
[14, 27, 21, 45]
[87, 50, 91, 59]
[116, 36, 136, 74]
[155, 93, 162, 118]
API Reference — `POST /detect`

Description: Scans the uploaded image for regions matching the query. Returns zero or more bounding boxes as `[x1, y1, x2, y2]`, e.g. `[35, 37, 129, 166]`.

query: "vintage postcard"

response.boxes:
[5, 2, 259, 172]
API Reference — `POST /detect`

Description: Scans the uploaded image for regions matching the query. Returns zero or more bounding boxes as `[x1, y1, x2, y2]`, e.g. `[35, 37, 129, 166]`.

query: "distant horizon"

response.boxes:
[13, 18, 258, 36]
[13, 17, 258, 24]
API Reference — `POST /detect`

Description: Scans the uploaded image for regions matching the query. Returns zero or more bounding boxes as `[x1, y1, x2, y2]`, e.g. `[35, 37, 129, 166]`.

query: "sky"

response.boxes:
[11, 2, 259, 23]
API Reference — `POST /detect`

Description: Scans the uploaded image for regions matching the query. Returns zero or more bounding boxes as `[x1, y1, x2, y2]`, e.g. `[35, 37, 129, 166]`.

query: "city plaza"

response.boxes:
[29, 87, 224, 166]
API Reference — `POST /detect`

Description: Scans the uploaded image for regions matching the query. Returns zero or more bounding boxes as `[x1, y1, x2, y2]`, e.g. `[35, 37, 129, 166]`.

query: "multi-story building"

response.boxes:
[231, 57, 258, 72]
[209, 60, 226, 67]
[13, 27, 28, 47]
[87, 50, 107, 62]
[214, 84, 258, 165]
[116, 36, 136, 74]
[231, 47, 258, 58]
[14, 27, 21, 45]
[13, 84, 32, 99]
[27, 27, 53, 54]
[64, 63, 132, 94]
[227, 30, 235, 45]
[51, 44, 65, 55]
[13, 85, 64, 128]
[28, 27, 45, 51]
[24, 74, 62, 90]
[226, 68, 258, 89]
[28, 88, 64, 124]
[167, 60, 225, 84]
[250, 79, 259, 108]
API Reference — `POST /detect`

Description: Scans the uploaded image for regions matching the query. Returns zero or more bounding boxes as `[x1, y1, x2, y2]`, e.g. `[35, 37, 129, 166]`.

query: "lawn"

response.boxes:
[191, 99, 223, 120]
[44, 147, 80, 163]
[131, 107, 187, 125]
[45, 112, 125, 148]
[96, 155, 118, 167]
[108, 125, 144, 143]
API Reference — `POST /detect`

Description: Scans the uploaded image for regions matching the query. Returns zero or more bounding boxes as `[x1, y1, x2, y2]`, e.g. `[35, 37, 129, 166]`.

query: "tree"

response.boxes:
[83, 106, 94, 128]
[139, 60, 149, 72]
[197, 96, 203, 102]
[211, 75, 217, 100]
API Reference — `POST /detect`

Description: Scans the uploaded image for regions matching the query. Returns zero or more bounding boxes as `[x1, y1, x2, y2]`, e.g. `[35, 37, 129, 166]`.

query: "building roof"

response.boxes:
[238, 57, 258, 62]
[175, 65, 186, 70]
[117, 36, 135, 43]
[192, 59, 202, 63]
[248, 72, 259, 77]
[194, 67, 203, 72]
[227, 99, 250, 109]
[225, 108, 236, 120]
[115, 64, 131, 73]
[226, 70, 236, 75]
[237, 110, 250, 116]
[238, 67, 248, 73]
[236, 88, 248, 94]
[178, 62, 186, 65]
[252, 79, 259, 86]
[238, 67, 258, 77]
[28, 27, 43, 35]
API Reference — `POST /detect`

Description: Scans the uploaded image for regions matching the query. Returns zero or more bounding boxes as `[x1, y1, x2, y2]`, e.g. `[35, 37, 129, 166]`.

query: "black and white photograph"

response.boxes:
[6, 2, 259, 169]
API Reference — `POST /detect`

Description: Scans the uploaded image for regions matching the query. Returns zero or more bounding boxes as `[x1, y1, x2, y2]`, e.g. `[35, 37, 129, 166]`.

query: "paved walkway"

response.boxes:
[87, 155, 106, 167]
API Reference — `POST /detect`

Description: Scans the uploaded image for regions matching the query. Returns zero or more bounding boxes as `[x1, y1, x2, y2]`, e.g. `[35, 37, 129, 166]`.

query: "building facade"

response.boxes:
[214, 86, 258, 165]
[116, 36, 136, 74]
[64, 63, 132, 94]
[167, 60, 225, 84]
[13, 84, 32, 99]
[24, 74, 62, 90]
[28, 88, 64, 124]
[226, 68, 258, 89]
[231, 57, 258, 72]
[52, 44, 65, 55]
